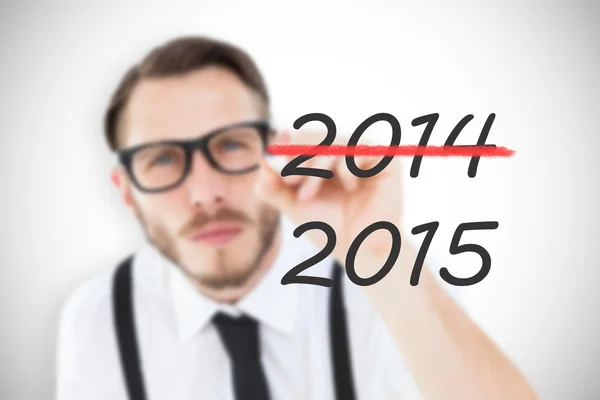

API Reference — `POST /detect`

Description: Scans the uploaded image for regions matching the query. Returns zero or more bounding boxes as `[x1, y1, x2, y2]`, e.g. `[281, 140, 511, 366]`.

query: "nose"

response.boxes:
[185, 150, 226, 210]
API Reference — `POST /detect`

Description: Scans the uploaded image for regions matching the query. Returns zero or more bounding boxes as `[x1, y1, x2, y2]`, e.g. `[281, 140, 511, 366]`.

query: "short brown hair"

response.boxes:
[104, 36, 270, 151]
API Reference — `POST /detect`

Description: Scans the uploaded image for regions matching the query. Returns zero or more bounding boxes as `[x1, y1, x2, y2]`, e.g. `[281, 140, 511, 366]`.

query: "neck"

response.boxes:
[193, 222, 283, 304]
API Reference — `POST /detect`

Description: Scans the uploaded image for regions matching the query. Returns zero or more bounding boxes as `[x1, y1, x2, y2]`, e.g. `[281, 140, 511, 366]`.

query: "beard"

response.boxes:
[132, 200, 280, 291]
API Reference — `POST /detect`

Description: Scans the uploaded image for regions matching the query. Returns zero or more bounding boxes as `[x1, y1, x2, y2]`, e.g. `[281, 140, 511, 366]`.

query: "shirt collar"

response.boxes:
[162, 214, 303, 341]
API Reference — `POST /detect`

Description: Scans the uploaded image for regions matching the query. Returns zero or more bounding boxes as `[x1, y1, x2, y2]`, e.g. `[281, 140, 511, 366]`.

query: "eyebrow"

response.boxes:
[118, 119, 271, 152]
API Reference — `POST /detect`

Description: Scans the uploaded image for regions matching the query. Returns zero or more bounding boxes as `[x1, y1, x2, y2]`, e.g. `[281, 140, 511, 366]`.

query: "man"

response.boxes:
[55, 36, 537, 399]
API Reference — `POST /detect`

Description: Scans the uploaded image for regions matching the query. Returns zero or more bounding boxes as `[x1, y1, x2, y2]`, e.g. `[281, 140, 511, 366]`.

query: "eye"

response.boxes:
[155, 154, 174, 164]
[150, 152, 178, 167]
[220, 140, 247, 151]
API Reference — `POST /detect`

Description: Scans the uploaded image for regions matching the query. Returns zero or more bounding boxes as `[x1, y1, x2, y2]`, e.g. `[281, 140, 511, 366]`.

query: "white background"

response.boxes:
[0, 0, 598, 398]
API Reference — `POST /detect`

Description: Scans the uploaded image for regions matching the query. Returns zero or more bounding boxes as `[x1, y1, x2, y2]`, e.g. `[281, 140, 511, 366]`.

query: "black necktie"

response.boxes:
[212, 312, 271, 400]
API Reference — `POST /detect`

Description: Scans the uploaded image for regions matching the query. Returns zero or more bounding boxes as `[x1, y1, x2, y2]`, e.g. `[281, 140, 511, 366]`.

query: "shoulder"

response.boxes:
[59, 261, 120, 328]
[56, 248, 163, 358]
[56, 251, 146, 365]
[57, 262, 120, 355]
[58, 253, 145, 330]
[55, 256, 136, 398]
[55, 261, 124, 392]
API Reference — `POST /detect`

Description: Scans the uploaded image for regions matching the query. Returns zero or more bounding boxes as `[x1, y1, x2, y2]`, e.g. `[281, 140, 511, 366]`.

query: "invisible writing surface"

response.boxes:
[268, 112, 514, 288]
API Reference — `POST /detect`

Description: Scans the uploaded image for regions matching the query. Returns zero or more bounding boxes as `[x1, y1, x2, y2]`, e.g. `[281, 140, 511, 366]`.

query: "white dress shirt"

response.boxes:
[56, 215, 450, 400]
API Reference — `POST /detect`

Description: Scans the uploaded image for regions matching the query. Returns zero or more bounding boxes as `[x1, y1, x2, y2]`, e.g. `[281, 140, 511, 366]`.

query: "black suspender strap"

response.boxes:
[112, 255, 147, 400]
[329, 261, 357, 400]
[112, 256, 356, 400]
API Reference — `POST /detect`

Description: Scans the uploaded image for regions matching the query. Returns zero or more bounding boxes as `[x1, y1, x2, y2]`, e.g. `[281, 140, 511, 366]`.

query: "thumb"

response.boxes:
[254, 157, 298, 214]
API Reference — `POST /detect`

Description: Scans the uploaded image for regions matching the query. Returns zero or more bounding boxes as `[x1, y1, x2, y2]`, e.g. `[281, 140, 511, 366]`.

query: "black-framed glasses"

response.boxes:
[117, 120, 272, 193]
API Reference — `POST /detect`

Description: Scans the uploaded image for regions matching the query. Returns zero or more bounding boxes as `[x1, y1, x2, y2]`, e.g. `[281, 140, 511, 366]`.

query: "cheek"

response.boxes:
[226, 173, 262, 211]
[133, 189, 189, 230]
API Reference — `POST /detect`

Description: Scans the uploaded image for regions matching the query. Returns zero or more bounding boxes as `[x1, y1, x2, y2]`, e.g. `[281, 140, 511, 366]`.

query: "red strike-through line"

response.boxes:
[266, 144, 515, 157]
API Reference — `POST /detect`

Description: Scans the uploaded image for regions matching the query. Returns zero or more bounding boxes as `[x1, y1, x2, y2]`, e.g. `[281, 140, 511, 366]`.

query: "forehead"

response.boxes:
[120, 66, 263, 148]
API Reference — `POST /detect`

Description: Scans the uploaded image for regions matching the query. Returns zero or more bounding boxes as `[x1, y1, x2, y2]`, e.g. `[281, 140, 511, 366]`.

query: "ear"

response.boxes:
[110, 166, 134, 207]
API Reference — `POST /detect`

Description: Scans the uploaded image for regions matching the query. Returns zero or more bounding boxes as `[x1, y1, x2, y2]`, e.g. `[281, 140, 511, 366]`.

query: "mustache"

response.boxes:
[179, 208, 254, 237]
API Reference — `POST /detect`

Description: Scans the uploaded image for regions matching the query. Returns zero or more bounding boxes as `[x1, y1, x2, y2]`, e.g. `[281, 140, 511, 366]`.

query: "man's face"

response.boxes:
[113, 66, 280, 290]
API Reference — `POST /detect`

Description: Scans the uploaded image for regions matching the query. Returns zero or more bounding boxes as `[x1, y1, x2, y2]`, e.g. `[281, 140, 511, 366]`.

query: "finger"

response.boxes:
[276, 130, 301, 186]
[344, 156, 389, 190]
[297, 155, 337, 201]
[267, 130, 303, 186]
[356, 155, 379, 169]
[256, 155, 283, 191]
[355, 156, 402, 191]
[281, 129, 339, 190]
[273, 130, 306, 187]
[342, 155, 375, 181]
[335, 156, 359, 192]
[280, 156, 304, 186]
[254, 158, 297, 212]
[293, 132, 351, 200]
[355, 156, 389, 176]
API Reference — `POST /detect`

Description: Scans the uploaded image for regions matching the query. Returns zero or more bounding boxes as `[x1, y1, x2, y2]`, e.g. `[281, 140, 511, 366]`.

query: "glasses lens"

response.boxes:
[208, 126, 264, 172]
[130, 144, 186, 190]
